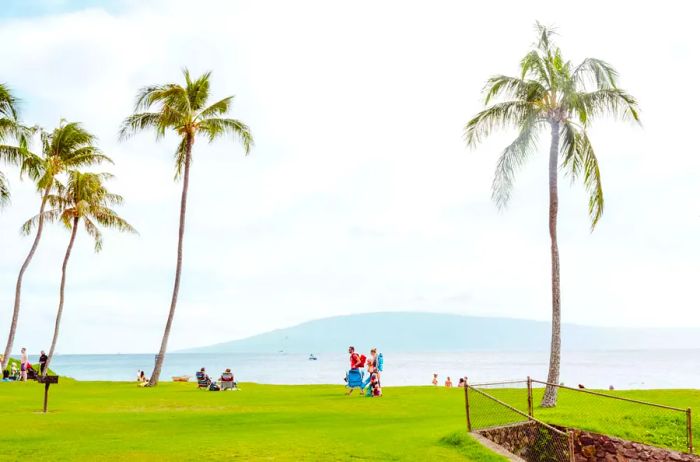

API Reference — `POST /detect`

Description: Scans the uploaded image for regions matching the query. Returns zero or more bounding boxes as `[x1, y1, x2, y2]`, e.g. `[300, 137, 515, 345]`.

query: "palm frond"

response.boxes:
[82, 216, 104, 252]
[560, 122, 604, 228]
[572, 58, 618, 90]
[119, 112, 168, 141]
[196, 96, 233, 120]
[173, 137, 188, 180]
[484, 75, 546, 105]
[197, 117, 253, 153]
[520, 50, 550, 85]
[185, 69, 212, 112]
[571, 88, 640, 124]
[0, 82, 19, 122]
[492, 118, 543, 208]
[0, 170, 9, 206]
[21, 208, 64, 235]
[464, 101, 539, 147]
[0, 144, 24, 165]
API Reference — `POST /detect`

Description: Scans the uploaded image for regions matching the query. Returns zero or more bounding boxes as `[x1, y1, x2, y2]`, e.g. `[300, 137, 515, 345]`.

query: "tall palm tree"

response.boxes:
[0, 121, 112, 371]
[120, 69, 253, 386]
[24, 171, 136, 373]
[464, 24, 639, 406]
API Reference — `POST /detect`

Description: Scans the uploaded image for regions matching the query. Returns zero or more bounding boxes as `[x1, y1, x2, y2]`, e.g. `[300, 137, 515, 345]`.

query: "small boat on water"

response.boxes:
[308, 354, 318, 361]
[172, 375, 191, 382]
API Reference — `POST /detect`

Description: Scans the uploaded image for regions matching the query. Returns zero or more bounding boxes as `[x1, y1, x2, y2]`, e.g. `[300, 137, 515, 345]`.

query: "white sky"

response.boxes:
[0, 0, 698, 354]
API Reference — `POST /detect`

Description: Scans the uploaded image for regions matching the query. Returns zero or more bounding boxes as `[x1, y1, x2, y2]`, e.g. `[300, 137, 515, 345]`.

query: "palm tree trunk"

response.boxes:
[148, 135, 193, 386]
[44, 217, 79, 375]
[541, 119, 562, 408]
[1, 192, 49, 371]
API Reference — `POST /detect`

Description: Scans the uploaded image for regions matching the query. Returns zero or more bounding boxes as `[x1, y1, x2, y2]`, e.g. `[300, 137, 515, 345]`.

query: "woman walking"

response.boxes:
[20, 347, 29, 381]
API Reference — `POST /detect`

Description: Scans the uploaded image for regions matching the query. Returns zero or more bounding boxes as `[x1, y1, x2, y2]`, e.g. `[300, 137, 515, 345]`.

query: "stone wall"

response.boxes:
[477, 421, 571, 461]
[476, 423, 700, 462]
[570, 429, 700, 462]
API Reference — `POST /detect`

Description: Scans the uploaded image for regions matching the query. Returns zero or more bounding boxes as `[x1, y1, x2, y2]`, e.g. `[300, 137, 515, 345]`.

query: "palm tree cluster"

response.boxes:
[0, 113, 135, 374]
[1, 70, 252, 386]
[2, 23, 639, 405]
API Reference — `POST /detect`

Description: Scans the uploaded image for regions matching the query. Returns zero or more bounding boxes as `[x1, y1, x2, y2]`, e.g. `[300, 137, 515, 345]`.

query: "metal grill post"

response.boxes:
[464, 376, 472, 432]
[527, 376, 533, 417]
[687, 408, 693, 454]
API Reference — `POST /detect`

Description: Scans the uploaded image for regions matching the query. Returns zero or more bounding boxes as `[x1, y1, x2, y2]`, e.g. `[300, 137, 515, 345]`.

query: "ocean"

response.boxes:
[25, 349, 700, 389]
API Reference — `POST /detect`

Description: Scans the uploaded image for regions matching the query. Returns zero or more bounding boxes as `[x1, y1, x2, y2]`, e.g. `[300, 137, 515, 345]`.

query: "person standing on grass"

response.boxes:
[39, 350, 48, 375]
[445, 377, 453, 388]
[20, 347, 28, 381]
[432, 373, 438, 386]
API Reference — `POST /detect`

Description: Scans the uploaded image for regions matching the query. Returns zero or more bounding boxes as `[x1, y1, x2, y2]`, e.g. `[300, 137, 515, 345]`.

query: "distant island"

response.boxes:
[178, 312, 700, 354]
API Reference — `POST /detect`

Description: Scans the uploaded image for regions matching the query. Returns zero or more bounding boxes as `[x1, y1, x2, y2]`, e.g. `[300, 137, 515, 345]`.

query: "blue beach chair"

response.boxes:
[346, 369, 364, 391]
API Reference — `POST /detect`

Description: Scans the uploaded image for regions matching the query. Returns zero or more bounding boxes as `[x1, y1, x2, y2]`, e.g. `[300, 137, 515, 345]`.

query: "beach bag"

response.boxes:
[208, 382, 220, 391]
[358, 354, 367, 368]
[377, 353, 383, 372]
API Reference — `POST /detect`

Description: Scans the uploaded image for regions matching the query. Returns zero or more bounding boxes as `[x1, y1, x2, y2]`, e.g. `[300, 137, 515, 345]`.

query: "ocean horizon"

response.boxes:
[21, 349, 700, 389]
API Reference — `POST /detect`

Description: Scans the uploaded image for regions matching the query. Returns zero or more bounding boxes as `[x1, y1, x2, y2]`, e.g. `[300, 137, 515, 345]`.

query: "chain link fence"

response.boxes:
[463, 376, 694, 458]
[465, 380, 574, 462]
[530, 379, 693, 454]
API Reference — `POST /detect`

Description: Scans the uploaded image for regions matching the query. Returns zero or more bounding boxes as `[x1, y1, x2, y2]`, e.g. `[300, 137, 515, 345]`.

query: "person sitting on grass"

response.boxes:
[220, 368, 237, 391]
[136, 370, 148, 387]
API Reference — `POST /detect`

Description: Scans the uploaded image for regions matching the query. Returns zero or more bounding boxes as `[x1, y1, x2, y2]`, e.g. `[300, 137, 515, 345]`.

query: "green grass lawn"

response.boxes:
[2, 380, 698, 461]
[0, 380, 505, 461]
[470, 386, 700, 453]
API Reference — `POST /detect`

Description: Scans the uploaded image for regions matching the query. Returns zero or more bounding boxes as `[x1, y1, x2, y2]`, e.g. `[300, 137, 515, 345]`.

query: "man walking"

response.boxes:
[345, 346, 364, 395]
[39, 350, 48, 375]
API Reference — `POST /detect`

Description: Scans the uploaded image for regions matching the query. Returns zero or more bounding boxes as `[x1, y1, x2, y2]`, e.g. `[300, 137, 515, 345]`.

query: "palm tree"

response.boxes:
[120, 69, 253, 386]
[0, 82, 28, 206]
[23, 171, 136, 373]
[464, 23, 639, 406]
[0, 121, 111, 372]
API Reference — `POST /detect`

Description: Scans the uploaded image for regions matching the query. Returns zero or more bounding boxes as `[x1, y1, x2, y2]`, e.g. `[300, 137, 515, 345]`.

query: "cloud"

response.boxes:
[0, 0, 698, 354]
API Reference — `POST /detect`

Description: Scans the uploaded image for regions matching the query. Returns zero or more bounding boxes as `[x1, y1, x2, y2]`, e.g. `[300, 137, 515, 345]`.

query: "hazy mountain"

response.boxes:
[179, 312, 700, 353]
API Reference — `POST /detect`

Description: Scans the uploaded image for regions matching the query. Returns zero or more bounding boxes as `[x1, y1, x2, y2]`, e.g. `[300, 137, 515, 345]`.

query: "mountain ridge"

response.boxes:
[179, 312, 700, 353]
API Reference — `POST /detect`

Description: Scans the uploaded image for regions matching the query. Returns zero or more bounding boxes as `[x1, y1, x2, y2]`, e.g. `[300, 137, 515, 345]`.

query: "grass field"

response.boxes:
[0, 380, 504, 461]
[2, 380, 699, 461]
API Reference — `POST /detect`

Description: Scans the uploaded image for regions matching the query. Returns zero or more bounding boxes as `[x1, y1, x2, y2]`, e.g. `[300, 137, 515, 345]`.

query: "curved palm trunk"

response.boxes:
[541, 120, 562, 408]
[44, 217, 79, 375]
[1, 192, 49, 371]
[148, 136, 193, 386]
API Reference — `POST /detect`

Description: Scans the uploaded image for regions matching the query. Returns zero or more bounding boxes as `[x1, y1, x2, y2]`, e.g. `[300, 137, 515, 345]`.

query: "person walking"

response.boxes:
[20, 347, 29, 381]
[39, 350, 48, 375]
[345, 346, 364, 395]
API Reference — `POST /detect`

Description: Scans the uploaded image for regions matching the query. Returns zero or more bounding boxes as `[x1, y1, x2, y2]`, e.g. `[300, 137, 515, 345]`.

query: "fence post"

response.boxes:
[687, 408, 693, 454]
[527, 376, 533, 418]
[568, 430, 576, 462]
[464, 376, 472, 432]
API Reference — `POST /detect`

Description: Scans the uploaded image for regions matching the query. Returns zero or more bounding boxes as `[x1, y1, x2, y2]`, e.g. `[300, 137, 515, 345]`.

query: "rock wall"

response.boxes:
[477, 421, 570, 461]
[476, 423, 700, 462]
[570, 429, 700, 462]
[477, 422, 538, 458]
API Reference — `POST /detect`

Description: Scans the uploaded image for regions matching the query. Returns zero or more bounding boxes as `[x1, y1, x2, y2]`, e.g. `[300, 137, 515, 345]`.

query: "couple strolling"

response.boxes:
[345, 346, 383, 397]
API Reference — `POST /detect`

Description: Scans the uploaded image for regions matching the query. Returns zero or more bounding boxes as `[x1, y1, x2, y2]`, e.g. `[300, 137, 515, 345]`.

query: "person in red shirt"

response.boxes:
[348, 346, 362, 370]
